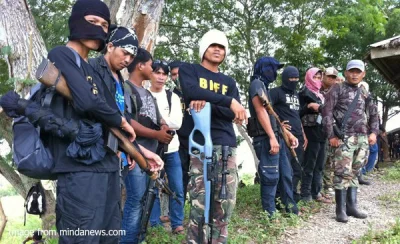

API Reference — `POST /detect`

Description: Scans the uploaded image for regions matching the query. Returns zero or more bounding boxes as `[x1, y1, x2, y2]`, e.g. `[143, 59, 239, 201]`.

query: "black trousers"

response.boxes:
[179, 147, 191, 204]
[285, 136, 304, 201]
[300, 140, 326, 199]
[56, 171, 121, 244]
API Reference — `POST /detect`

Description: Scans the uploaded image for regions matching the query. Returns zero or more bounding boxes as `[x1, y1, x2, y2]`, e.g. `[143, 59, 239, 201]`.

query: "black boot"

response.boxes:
[346, 187, 367, 219]
[358, 175, 371, 185]
[335, 189, 348, 223]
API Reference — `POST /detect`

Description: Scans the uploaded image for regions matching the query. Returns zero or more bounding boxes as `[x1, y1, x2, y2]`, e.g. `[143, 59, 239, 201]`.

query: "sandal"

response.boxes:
[316, 195, 332, 204]
[172, 226, 185, 235]
[160, 216, 170, 223]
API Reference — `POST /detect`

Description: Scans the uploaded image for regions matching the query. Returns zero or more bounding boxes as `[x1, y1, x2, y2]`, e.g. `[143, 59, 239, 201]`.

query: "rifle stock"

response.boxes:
[257, 88, 300, 165]
[189, 102, 214, 243]
[35, 58, 158, 180]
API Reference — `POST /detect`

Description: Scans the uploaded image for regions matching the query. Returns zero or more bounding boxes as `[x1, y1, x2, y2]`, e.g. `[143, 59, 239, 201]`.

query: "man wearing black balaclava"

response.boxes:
[248, 57, 299, 216]
[270, 66, 307, 203]
[41, 1, 138, 243]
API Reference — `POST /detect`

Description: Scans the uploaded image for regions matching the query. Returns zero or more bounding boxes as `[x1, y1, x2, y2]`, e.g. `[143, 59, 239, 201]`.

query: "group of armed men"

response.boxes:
[1, 0, 382, 243]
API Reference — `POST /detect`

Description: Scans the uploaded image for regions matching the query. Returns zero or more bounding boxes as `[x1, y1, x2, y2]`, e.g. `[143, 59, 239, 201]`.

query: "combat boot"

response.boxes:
[335, 189, 348, 223]
[358, 175, 371, 185]
[346, 187, 367, 219]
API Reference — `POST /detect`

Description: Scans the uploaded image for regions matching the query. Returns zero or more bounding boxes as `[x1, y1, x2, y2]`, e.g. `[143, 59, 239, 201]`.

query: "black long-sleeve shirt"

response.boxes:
[178, 63, 239, 148]
[39, 46, 122, 173]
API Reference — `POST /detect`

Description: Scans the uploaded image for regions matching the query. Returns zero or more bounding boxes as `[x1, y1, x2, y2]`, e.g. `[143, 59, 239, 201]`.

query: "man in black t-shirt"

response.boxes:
[248, 57, 299, 216]
[179, 29, 246, 243]
[270, 66, 306, 202]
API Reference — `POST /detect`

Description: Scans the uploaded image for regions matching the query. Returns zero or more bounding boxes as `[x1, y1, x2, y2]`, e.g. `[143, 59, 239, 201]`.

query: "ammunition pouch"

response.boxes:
[247, 117, 266, 137]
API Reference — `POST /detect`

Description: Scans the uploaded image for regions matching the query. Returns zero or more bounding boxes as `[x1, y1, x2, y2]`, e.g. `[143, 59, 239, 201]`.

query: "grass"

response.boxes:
[381, 161, 400, 182]
[354, 219, 400, 244]
[145, 184, 324, 244]
[1, 215, 57, 244]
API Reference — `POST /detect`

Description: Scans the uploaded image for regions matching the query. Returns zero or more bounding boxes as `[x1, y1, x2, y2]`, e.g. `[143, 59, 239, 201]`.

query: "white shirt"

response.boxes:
[149, 87, 183, 153]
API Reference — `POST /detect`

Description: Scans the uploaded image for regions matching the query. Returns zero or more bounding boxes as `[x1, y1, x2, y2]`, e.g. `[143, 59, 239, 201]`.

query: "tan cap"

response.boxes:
[325, 67, 338, 77]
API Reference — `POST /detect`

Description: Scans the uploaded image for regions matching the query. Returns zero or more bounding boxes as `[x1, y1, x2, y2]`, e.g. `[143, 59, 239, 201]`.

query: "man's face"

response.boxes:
[345, 69, 365, 85]
[108, 44, 135, 71]
[140, 60, 153, 80]
[170, 67, 179, 81]
[81, 15, 109, 50]
[151, 68, 168, 90]
[323, 74, 337, 88]
[203, 44, 225, 64]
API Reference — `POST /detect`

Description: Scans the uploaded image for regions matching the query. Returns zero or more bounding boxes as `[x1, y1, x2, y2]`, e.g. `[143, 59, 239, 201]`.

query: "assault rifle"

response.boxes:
[257, 88, 301, 166]
[188, 102, 215, 243]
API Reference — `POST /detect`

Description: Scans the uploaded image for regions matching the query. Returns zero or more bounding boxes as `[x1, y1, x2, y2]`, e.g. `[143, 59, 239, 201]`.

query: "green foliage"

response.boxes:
[0, 185, 18, 197]
[28, 0, 72, 50]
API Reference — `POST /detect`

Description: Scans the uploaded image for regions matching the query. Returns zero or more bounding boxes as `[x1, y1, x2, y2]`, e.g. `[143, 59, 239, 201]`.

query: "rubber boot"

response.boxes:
[346, 187, 367, 219]
[335, 189, 348, 223]
[358, 175, 371, 185]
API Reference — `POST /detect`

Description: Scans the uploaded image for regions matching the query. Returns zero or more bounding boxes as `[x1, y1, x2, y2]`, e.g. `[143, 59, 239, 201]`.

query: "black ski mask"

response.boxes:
[68, 0, 110, 52]
[282, 66, 299, 93]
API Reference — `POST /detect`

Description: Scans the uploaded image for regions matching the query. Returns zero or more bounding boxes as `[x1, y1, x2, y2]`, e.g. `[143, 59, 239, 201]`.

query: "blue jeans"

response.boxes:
[362, 143, 378, 174]
[253, 138, 298, 216]
[121, 165, 148, 244]
[150, 152, 184, 229]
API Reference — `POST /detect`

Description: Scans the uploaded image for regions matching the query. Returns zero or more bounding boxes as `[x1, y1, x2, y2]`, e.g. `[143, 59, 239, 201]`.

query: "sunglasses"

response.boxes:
[153, 60, 168, 66]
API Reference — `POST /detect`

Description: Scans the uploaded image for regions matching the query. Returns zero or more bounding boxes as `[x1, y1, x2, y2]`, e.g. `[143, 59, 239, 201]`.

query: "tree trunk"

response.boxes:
[0, 0, 56, 231]
[104, 0, 123, 24]
[117, 0, 165, 53]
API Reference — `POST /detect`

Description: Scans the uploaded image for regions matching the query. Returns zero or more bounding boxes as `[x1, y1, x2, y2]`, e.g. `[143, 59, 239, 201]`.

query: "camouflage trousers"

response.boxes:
[332, 135, 369, 190]
[187, 146, 238, 244]
[323, 142, 335, 190]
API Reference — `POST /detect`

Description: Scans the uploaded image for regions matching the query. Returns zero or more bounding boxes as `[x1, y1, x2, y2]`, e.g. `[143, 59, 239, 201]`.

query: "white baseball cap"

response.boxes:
[346, 60, 365, 71]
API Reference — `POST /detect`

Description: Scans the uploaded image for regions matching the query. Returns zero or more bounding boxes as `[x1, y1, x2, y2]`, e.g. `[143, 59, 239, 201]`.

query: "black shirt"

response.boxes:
[299, 86, 326, 142]
[179, 63, 239, 148]
[248, 79, 278, 142]
[270, 86, 303, 137]
[44, 46, 121, 173]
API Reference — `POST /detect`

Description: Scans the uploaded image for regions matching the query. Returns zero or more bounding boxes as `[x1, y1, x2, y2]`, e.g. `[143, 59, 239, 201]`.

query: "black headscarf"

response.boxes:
[281, 66, 299, 93]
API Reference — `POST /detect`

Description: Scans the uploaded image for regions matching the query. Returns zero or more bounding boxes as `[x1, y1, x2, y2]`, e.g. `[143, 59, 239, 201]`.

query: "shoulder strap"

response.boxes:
[340, 88, 361, 130]
[66, 46, 81, 68]
[166, 89, 172, 115]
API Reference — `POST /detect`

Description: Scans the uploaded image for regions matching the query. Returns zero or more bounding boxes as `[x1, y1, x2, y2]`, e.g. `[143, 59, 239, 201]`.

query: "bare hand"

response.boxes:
[190, 100, 206, 112]
[269, 137, 280, 155]
[368, 133, 377, 145]
[230, 99, 248, 125]
[140, 145, 164, 171]
[289, 136, 299, 149]
[307, 103, 320, 112]
[127, 155, 136, 170]
[282, 120, 291, 131]
[303, 135, 308, 150]
[329, 137, 340, 148]
[157, 128, 173, 144]
[121, 117, 136, 142]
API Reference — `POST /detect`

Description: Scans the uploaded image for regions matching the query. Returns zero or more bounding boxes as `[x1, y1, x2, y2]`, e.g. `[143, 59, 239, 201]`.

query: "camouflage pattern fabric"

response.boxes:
[187, 146, 238, 244]
[332, 135, 369, 189]
[323, 142, 335, 190]
[322, 82, 379, 140]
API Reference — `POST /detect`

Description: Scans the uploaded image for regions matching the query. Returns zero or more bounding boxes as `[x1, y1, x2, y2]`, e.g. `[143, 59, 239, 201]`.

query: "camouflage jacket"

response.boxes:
[322, 81, 379, 139]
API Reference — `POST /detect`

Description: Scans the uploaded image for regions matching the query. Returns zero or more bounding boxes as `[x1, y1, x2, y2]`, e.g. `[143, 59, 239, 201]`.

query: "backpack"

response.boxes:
[12, 47, 81, 180]
[24, 183, 46, 225]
